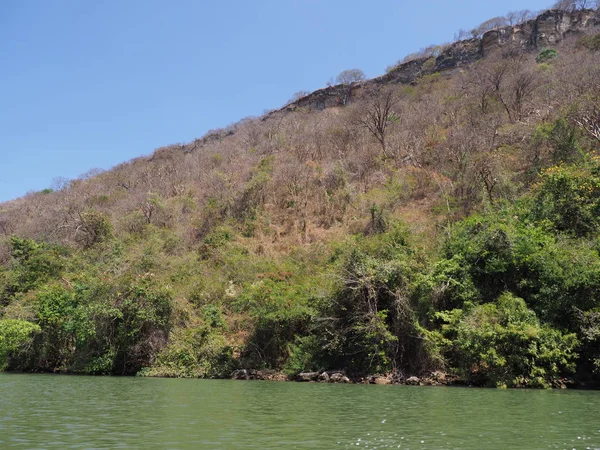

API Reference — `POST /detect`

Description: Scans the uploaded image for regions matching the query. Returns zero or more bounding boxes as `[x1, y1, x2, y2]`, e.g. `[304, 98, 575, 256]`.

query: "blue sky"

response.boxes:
[0, 0, 554, 202]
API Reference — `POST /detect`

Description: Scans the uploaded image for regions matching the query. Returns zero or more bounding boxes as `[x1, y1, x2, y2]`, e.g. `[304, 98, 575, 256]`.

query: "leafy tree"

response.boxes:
[113, 274, 173, 374]
[74, 210, 113, 248]
[0, 320, 40, 368]
[141, 318, 234, 378]
[532, 158, 600, 236]
[531, 118, 581, 164]
[234, 271, 316, 368]
[313, 224, 428, 375]
[440, 209, 600, 324]
[438, 294, 578, 387]
[5, 237, 65, 295]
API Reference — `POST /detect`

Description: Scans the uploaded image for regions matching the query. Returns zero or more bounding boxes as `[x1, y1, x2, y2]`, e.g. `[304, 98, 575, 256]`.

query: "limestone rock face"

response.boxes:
[434, 38, 481, 72]
[482, 9, 598, 56]
[287, 9, 599, 115]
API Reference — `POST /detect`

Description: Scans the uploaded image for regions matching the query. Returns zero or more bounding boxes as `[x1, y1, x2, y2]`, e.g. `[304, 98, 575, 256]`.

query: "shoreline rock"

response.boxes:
[230, 368, 458, 386]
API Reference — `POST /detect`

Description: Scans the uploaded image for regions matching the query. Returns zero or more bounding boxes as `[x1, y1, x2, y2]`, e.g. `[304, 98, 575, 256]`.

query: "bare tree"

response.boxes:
[553, 0, 596, 10]
[471, 16, 508, 38]
[287, 90, 310, 105]
[454, 29, 472, 41]
[505, 70, 538, 122]
[51, 176, 71, 191]
[574, 104, 600, 143]
[140, 193, 164, 224]
[477, 162, 498, 205]
[483, 57, 538, 122]
[78, 168, 104, 180]
[0, 217, 13, 236]
[356, 90, 399, 158]
[336, 69, 365, 85]
[505, 10, 535, 25]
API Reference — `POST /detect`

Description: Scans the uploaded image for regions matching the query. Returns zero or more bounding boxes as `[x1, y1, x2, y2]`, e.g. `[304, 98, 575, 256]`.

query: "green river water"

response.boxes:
[0, 374, 599, 449]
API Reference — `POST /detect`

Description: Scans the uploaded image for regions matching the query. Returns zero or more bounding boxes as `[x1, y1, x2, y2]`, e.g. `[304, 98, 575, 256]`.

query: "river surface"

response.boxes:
[0, 374, 599, 449]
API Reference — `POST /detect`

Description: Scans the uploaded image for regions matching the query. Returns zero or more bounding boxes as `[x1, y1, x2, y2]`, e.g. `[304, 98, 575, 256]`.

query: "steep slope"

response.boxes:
[1, 7, 600, 387]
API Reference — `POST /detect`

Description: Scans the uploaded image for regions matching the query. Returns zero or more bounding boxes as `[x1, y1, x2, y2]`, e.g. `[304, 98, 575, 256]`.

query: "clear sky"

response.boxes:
[0, 0, 554, 202]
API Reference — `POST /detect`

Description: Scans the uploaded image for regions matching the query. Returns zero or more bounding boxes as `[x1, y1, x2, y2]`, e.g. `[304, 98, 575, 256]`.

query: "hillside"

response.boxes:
[1, 5, 600, 388]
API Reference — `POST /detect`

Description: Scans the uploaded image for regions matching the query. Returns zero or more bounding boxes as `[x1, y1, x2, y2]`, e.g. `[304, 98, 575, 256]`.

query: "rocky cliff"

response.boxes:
[482, 8, 599, 55]
[287, 8, 600, 112]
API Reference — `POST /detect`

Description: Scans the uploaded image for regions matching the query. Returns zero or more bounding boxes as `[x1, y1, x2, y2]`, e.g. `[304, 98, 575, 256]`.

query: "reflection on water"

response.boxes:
[0, 374, 599, 449]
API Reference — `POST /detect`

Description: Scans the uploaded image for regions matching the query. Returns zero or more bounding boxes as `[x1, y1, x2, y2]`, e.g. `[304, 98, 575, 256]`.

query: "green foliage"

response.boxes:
[75, 210, 113, 248]
[33, 284, 90, 370]
[367, 204, 387, 234]
[532, 159, 600, 236]
[36, 284, 78, 328]
[576, 33, 600, 51]
[1, 272, 174, 375]
[532, 118, 581, 164]
[415, 255, 480, 312]
[201, 304, 226, 328]
[234, 270, 316, 368]
[440, 210, 600, 324]
[573, 309, 600, 377]
[421, 57, 437, 73]
[235, 156, 274, 221]
[142, 326, 235, 378]
[305, 223, 428, 375]
[536, 48, 557, 63]
[439, 294, 578, 388]
[442, 213, 532, 302]
[114, 274, 173, 374]
[198, 225, 234, 260]
[283, 335, 325, 375]
[4, 238, 65, 297]
[0, 319, 40, 368]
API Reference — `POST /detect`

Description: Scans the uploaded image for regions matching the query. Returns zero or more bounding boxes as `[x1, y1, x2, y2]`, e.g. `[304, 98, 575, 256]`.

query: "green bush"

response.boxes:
[113, 275, 173, 374]
[142, 326, 235, 378]
[75, 210, 113, 248]
[0, 319, 40, 368]
[4, 273, 174, 375]
[440, 211, 600, 324]
[309, 224, 430, 375]
[532, 160, 600, 237]
[438, 294, 578, 388]
[536, 48, 557, 63]
[531, 118, 581, 164]
[283, 335, 325, 375]
[576, 33, 600, 51]
[6, 237, 65, 294]
[571, 308, 600, 382]
[234, 271, 316, 368]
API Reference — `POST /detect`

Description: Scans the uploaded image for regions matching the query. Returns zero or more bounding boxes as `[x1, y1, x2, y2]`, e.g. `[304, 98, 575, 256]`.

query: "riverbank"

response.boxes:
[170, 368, 586, 389]
[229, 369, 454, 386]
[2, 367, 592, 389]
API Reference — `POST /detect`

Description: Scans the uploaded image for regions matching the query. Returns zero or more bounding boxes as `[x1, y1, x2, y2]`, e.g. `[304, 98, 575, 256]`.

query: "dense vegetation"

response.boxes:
[1, 5, 600, 388]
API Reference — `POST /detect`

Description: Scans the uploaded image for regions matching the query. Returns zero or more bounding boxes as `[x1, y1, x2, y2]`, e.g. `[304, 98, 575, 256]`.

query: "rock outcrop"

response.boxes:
[482, 9, 599, 56]
[287, 9, 600, 114]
